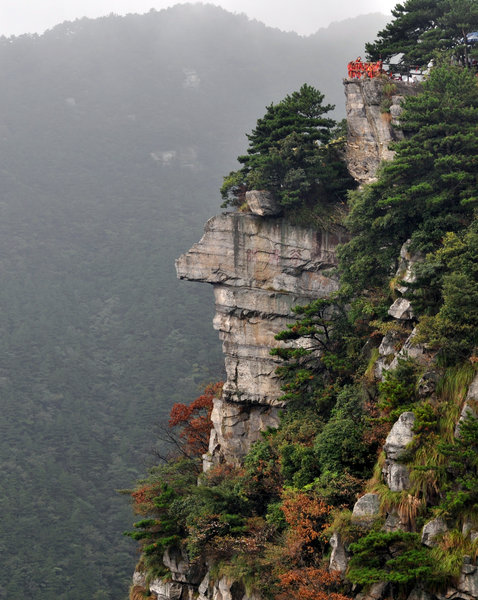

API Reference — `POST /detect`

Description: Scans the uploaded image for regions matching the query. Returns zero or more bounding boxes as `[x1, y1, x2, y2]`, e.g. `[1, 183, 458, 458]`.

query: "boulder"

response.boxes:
[407, 588, 434, 600]
[458, 560, 478, 598]
[383, 510, 409, 532]
[421, 518, 448, 547]
[245, 190, 281, 217]
[163, 547, 205, 585]
[394, 239, 424, 294]
[418, 371, 439, 398]
[388, 297, 414, 321]
[388, 328, 430, 371]
[384, 412, 415, 460]
[148, 579, 183, 600]
[352, 493, 381, 521]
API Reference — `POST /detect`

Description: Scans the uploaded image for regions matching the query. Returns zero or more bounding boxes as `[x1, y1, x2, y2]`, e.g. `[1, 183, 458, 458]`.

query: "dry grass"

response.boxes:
[130, 585, 151, 600]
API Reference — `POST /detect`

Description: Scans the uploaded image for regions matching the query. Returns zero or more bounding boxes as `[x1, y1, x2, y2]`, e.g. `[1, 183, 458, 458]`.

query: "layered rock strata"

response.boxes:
[176, 212, 346, 465]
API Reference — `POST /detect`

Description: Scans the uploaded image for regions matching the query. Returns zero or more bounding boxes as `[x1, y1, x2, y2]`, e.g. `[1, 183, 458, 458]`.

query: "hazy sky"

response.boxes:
[0, 0, 398, 37]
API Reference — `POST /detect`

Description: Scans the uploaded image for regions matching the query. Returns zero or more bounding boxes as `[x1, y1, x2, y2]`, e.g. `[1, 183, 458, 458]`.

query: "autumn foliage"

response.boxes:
[281, 491, 332, 561]
[168, 381, 223, 458]
[277, 567, 351, 600]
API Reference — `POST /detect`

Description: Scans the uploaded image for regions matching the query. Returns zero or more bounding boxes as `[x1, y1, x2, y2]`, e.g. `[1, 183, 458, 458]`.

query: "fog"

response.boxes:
[0, 0, 397, 37]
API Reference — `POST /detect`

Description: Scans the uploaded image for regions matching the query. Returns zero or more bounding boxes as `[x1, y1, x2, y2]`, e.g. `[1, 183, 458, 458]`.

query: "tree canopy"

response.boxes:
[221, 84, 354, 217]
[366, 0, 478, 67]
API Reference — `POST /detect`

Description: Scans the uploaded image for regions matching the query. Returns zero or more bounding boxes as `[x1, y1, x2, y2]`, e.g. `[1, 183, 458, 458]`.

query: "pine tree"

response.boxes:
[339, 64, 478, 293]
[221, 84, 353, 214]
[366, 0, 478, 68]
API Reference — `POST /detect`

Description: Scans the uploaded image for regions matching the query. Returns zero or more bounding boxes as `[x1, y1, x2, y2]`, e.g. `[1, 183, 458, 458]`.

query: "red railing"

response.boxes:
[347, 58, 384, 79]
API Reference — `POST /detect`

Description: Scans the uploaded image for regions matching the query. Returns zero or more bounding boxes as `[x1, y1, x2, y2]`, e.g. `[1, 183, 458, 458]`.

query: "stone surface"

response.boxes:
[357, 582, 389, 600]
[455, 374, 478, 438]
[388, 297, 414, 321]
[163, 547, 205, 585]
[421, 518, 448, 547]
[458, 563, 478, 598]
[245, 190, 281, 216]
[388, 328, 431, 372]
[329, 531, 348, 574]
[176, 212, 346, 464]
[344, 78, 418, 184]
[383, 412, 415, 491]
[352, 493, 381, 520]
[204, 397, 280, 468]
[383, 510, 409, 532]
[395, 240, 424, 294]
[418, 371, 439, 398]
[149, 579, 183, 600]
[407, 589, 434, 600]
[198, 575, 261, 600]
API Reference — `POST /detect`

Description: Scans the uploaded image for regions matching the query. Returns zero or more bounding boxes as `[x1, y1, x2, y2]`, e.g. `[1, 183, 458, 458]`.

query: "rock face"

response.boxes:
[352, 493, 381, 522]
[176, 212, 346, 465]
[455, 373, 478, 438]
[382, 412, 415, 492]
[344, 78, 419, 184]
[245, 190, 281, 217]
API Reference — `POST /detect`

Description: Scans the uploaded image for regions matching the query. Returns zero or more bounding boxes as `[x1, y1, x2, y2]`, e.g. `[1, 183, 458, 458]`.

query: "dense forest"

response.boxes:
[0, 5, 387, 599]
[127, 2, 478, 600]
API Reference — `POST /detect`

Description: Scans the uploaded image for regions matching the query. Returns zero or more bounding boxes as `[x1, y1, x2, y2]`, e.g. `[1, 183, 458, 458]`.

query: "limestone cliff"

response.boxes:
[132, 77, 471, 600]
[176, 212, 346, 466]
[344, 77, 419, 183]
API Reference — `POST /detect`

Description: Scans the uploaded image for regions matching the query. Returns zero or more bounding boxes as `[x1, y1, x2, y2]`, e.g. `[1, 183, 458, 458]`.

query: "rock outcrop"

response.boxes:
[176, 212, 346, 465]
[382, 412, 415, 492]
[344, 78, 419, 184]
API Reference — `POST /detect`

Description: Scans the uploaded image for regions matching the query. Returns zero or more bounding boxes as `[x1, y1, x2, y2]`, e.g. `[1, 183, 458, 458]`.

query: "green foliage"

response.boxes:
[415, 219, 478, 364]
[314, 386, 375, 478]
[378, 358, 419, 417]
[339, 65, 478, 295]
[366, 0, 478, 67]
[271, 297, 359, 412]
[348, 530, 438, 587]
[437, 411, 478, 518]
[221, 84, 355, 215]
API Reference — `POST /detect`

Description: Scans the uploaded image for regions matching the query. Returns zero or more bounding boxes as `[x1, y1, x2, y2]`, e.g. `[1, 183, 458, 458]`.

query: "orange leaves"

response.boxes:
[276, 567, 351, 600]
[281, 491, 332, 559]
[168, 381, 223, 458]
[131, 483, 163, 515]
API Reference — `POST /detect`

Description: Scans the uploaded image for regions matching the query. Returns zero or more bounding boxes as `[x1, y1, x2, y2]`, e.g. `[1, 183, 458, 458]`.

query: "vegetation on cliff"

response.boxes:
[127, 5, 478, 600]
[220, 84, 355, 222]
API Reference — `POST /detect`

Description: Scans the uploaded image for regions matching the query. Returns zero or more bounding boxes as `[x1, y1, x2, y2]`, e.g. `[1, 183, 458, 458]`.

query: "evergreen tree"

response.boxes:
[221, 84, 354, 214]
[339, 64, 478, 294]
[366, 0, 478, 67]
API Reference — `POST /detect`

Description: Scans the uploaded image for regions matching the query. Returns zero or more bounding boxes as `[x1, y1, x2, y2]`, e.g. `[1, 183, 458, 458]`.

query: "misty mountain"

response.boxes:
[0, 5, 388, 598]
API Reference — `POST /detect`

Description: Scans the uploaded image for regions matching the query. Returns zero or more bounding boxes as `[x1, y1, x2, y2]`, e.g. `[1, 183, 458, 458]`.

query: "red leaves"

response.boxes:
[168, 381, 223, 458]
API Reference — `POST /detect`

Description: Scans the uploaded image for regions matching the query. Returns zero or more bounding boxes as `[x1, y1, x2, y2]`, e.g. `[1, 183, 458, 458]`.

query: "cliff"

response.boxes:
[176, 212, 346, 466]
[131, 75, 478, 600]
[344, 77, 419, 183]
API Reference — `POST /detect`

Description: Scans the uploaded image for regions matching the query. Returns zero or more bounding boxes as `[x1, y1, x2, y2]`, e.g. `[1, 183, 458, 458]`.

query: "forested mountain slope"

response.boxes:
[0, 5, 387, 599]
